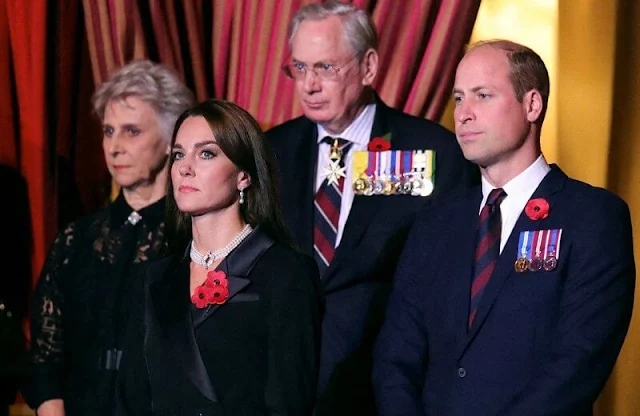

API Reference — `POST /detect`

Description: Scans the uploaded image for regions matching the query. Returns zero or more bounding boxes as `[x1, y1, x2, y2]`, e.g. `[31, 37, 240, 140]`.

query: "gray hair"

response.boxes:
[91, 60, 195, 142]
[288, 0, 378, 58]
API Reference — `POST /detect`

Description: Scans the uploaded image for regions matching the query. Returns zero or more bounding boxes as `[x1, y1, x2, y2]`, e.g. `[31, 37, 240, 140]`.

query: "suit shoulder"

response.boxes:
[258, 243, 320, 286]
[266, 116, 310, 143]
[385, 106, 455, 143]
[562, 177, 630, 217]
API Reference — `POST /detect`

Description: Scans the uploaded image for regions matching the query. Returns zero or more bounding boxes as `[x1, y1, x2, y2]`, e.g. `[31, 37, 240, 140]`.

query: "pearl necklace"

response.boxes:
[190, 224, 253, 269]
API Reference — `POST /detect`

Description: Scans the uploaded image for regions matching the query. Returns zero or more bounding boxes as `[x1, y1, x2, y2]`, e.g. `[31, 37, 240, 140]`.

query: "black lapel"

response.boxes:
[286, 119, 318, 256]
[191, 227, 275, 328]
[449, 190, 484, 345]
[462, 165, 568, 350]
[150, 257, 220, 403]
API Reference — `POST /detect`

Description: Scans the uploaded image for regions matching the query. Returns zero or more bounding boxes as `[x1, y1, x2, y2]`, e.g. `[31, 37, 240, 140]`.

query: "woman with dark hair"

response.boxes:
[117, 99, 322, 416]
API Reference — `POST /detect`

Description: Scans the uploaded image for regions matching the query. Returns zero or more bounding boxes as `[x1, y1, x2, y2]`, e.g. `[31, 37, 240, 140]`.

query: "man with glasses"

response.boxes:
[267, 1, 477, 414]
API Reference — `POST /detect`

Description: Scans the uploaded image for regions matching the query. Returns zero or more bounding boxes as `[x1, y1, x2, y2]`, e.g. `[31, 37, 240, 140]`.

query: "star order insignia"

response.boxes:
[324, 160, 346, 186]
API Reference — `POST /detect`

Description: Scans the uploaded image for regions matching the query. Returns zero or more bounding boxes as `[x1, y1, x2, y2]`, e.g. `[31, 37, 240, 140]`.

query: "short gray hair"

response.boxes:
[91, 60, 195, 142]
[288, 0, 378, 58]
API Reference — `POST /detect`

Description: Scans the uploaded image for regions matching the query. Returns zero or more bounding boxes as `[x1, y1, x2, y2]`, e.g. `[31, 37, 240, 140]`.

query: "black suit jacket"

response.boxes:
[117, 228, 322, 416]
[267, 99, 478, 415]
[373, 165, 635, 415]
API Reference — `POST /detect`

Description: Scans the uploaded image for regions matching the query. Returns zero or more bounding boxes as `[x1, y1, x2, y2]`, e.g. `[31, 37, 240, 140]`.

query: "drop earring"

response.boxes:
[239, 188, 245, 205]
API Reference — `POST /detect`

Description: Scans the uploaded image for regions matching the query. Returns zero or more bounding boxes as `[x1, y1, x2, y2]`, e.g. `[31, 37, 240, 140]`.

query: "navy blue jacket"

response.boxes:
[374, 165, 635, 416]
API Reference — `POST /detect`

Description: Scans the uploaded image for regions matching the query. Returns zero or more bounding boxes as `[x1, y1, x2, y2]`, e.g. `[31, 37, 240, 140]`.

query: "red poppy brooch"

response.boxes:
[191, 270, 230, 308]
[525, 198, 550, 220]
[367, 132, 392, 151]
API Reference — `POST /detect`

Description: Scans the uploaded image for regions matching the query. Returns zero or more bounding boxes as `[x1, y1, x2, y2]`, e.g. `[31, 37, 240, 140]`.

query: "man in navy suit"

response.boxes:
[266, 1, 477, 414]
[373, 39, 635, 416]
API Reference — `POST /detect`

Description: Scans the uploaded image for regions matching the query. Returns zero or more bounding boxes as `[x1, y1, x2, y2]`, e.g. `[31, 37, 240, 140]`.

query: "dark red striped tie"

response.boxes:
[469, 188, 507, 328]
[313, 137, 352, 276]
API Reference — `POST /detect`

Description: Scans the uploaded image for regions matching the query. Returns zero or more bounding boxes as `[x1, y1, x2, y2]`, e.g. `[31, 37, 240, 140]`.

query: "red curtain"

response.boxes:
[1, 0, 480, 286]
[82, 0, 480, 127]
[1, 1, 102, 285]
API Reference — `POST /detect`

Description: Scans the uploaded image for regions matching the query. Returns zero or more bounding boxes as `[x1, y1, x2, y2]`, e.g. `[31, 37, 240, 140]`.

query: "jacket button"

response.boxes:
[457, 367, 467, 378]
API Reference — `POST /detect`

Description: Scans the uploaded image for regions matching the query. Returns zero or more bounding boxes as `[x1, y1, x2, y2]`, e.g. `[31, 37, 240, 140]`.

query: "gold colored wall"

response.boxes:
[596, 1, 640, 415]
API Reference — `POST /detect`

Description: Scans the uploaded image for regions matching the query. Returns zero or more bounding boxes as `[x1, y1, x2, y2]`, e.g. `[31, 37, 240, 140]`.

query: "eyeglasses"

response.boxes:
[282, 57, 358, 81]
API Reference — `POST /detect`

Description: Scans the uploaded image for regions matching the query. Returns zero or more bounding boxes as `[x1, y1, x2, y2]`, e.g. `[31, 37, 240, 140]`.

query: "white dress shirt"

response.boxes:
[480, 155, 551, 253]
[316, 103, 376, 246]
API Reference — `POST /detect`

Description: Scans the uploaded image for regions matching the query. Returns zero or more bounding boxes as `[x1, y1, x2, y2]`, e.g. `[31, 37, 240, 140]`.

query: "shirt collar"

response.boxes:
[481, 154, 551, 204]
[316, 103, 376, 146]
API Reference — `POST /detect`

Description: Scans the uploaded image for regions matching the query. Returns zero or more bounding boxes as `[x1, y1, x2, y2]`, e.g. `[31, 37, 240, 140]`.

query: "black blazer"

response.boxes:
[117, 228, 322, 416]
[267, 99, 478, 415]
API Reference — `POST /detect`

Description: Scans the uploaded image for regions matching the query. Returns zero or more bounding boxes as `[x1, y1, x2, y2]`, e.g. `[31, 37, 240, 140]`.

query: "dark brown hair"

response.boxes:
[165, 99, 292, 251]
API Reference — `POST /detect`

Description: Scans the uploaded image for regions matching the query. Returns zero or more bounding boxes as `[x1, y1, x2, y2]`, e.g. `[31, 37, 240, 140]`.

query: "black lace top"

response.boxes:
[24, 193, 167, 416]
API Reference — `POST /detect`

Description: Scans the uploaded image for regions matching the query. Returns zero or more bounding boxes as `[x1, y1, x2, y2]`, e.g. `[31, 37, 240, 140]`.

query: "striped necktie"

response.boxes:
[469, 188, 507, 328]
[313, 137, 352, 276]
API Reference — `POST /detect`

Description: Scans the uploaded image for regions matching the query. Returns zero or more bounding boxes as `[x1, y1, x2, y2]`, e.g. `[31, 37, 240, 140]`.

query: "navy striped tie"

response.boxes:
[313, 137, 352, 277]
[469, 188, 507, 328]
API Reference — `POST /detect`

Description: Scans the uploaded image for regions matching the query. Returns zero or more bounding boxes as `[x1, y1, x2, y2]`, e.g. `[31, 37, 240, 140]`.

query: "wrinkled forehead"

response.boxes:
[290, 17, 352, 62]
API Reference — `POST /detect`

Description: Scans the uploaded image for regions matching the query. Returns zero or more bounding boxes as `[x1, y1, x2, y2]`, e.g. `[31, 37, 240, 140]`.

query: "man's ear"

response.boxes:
[361, 48, 379, 87]
[524, 89, 544, 123]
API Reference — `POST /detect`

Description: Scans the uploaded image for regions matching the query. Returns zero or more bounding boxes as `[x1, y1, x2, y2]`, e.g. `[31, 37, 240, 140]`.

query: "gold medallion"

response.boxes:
[514, 257, 530, 273]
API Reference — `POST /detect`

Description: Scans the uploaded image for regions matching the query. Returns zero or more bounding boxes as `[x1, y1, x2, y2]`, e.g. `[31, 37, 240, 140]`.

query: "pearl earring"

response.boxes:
[239, 188, 245, 205]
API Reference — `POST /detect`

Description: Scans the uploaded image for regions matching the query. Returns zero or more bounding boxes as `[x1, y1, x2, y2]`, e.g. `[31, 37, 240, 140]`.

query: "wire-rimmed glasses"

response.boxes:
[282, 56, 358, 81]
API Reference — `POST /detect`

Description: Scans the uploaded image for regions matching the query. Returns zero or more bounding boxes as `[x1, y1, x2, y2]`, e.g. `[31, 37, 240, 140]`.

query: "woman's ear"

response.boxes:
[237, 171, 252, 190]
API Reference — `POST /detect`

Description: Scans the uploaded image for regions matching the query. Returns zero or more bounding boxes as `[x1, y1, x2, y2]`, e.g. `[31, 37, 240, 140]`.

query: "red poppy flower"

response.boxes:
[191, 285, 214, 309]
[525, 198, 550, 220]
[207, 285, 230, 305]
[368, 137, 391, 152]
[205, 270, 228, 288]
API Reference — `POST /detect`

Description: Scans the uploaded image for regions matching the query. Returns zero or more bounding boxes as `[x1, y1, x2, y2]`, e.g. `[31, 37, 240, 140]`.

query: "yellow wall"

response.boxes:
[596, 2, 640, 414]
[557, 1, 617, 188]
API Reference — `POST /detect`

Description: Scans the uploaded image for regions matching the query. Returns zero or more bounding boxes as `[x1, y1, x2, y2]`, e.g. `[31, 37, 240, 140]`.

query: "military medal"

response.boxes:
[324, 139, 347, 186]
[350, 147, 435, 198]
[514, 258, 530, 273]
[514, 230, 531, 273]
[543, 256, 557, 271]
[419, 178, 434, 197]
[528, 230, 545, 271]
[543, 229, 562, 271]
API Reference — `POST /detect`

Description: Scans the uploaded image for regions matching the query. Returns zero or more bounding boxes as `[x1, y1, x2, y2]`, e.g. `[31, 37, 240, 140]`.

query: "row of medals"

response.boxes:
[353, 174, 434, 197]
[514, 254, 558, 273]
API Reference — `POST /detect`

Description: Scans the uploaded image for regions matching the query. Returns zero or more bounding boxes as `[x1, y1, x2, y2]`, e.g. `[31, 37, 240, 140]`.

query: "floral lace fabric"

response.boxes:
[25, 193, 167, 414]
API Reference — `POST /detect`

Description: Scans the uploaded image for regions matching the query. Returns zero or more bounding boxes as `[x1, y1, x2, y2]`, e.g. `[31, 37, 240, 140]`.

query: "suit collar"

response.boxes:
[461, 165, 568, 352]
[149, 227, 275, 403]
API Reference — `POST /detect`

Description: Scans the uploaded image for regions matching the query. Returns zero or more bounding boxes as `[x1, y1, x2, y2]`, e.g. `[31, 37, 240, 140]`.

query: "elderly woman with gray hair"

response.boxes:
[23, 60, 194, 416]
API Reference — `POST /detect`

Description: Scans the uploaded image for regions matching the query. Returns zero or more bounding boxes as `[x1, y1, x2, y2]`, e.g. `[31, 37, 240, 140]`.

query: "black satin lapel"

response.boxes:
[192, 228, 274, 327]
[463, 166, 567, 347]
[192, 277, 251, 327]
[152, 258, 219, 403]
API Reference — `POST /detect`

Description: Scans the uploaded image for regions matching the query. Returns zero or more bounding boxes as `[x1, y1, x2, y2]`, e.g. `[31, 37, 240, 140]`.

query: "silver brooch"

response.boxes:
[126, 211, 142, 225]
